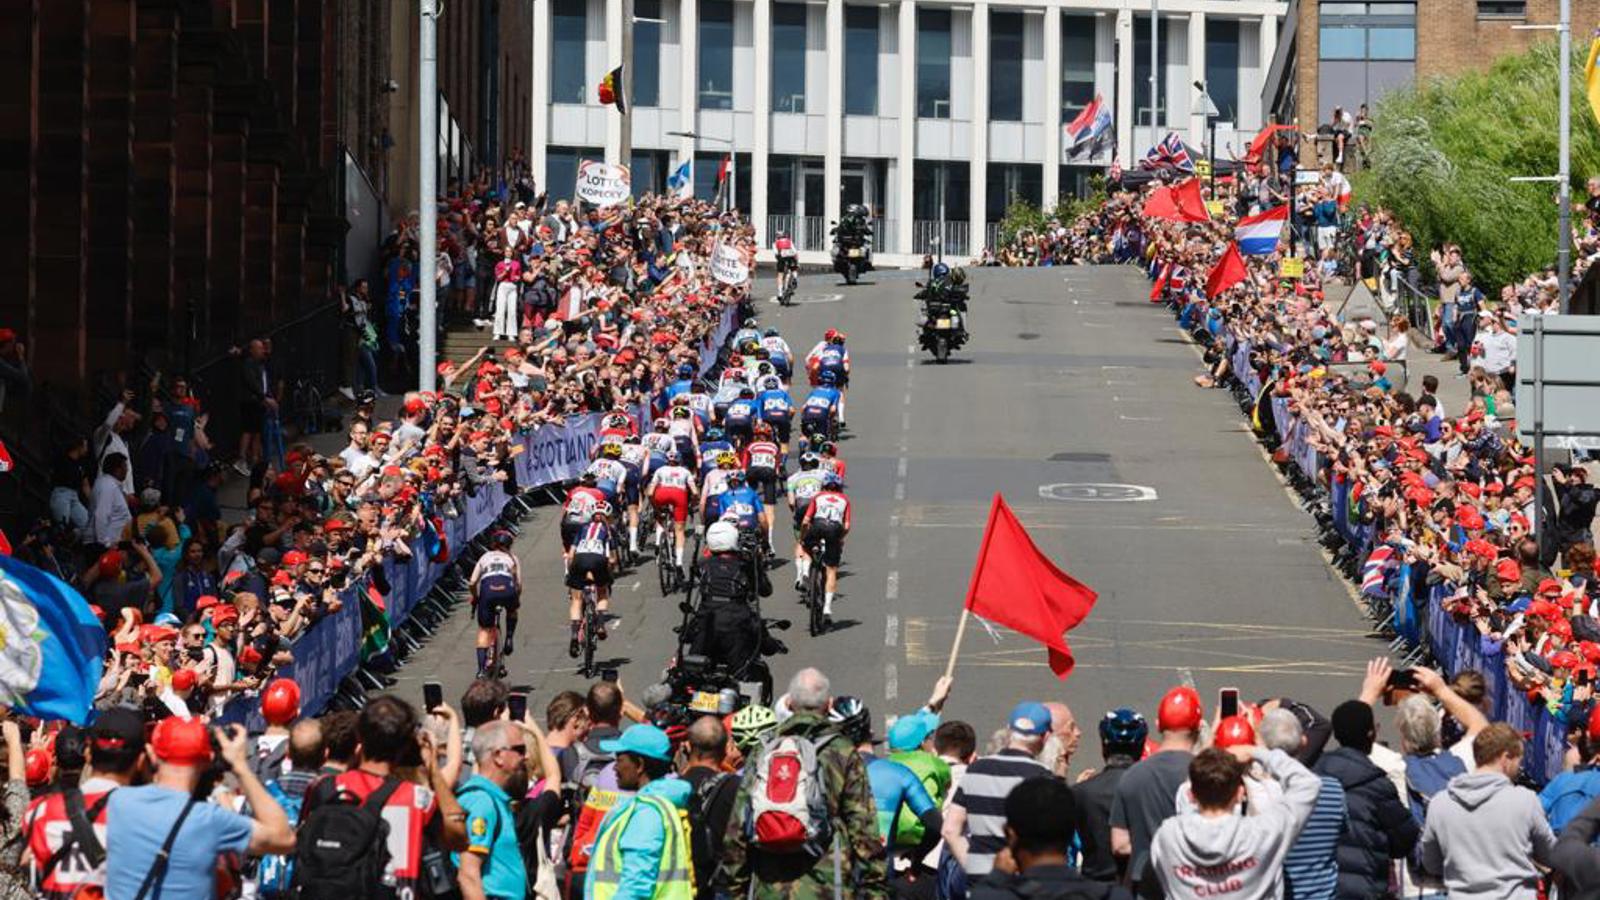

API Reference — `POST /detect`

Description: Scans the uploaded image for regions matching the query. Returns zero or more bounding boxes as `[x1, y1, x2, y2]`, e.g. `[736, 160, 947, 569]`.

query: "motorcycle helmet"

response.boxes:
[1098, 708, 1150, 757]
[931, 262, 951, 280]
[706, 520, 740, 553]
[950, 267, 968, 286]
[731, 704, 779, 751]
[828, 696, 873, 745]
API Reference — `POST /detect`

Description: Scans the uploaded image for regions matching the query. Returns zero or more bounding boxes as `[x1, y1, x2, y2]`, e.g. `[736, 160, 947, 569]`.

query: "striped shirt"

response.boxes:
[1284, 775, 1347, 900]
[950, 748, 1050, 877]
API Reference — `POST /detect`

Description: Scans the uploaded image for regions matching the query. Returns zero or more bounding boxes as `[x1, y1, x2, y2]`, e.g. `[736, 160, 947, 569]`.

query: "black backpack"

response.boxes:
[293, 776, 402, 900]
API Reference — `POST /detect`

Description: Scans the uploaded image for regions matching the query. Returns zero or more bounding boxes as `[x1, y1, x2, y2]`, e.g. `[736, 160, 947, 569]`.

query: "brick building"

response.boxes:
[1263, 0, 1600, 134]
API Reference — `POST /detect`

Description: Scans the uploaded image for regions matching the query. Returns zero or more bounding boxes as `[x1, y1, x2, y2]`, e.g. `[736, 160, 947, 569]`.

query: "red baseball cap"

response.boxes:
[150, 717, 213, 767]
[1495, 559, 1523, 582]
[1552, 650, 1581, 670]
[281, 550, 309, 567]
[171, 668, 199, 692]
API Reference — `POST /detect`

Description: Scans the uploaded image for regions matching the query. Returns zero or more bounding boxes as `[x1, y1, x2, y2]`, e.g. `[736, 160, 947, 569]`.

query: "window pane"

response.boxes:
[634, 0, 661, 106]
[988, 11, 1024, 121]
[772, 3, 807, 112]
[1204, 19, 1239, 122]
[768, 155, 796, 215]
[1132, 14, 1168, 126]
[552, 0, 587, 104]
[1367, 4, 1417, 15]
[1318, 26, 1366, 59]
[845, 5, 879, 115]
[700, 0, 735, 110]
[1319, 2, 1368, 14]
[1061, 14, 1096, 122]
[917, 8, 951, 118]
[1367, 26, 1414, 59]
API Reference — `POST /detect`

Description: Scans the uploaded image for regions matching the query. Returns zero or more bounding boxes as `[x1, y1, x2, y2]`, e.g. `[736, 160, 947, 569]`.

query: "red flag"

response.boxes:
[1141, 181, 1209, 223]
[1150, 263, 1171, 302]
[0, 529, 10, 556]
[1141, 186, 1180, 220]
[717, 155, 731, 184]
[0, 439, 11, 473]
[1245, 123, 1295, 165]
[964, 494, 1099, 678]
[1205, 242, 1249, 299]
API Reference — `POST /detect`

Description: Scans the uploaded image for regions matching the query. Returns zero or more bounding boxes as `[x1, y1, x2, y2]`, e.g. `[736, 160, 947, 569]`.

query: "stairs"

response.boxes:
[439, 322, 519, 366]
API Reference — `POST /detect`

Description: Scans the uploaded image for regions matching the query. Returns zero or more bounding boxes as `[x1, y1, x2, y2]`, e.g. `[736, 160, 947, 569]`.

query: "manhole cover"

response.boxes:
[1016, 332, 1040, 340]
[1048, 452, 1112, 462]
[1038, 483, 1158, 502]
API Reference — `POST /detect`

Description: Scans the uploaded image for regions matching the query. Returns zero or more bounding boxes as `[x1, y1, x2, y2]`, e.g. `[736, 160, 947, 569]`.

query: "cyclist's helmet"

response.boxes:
[653, 417, 669, 432]
[753, 422, 773, 438]
[730, 704, 779, 751]
[755, 361, 774, 377]
[823, 328, 839, 343]
[706, 521, 740, 553]
[743, 317, 758, 329]
[592, 502, 613, 520]
[821, 472, 843, 491]
[763, 327, 780, 338]
[799, 453, 820, 470]
[726, 367, 746, 382]
[726, 470, 747, 487]
[738, 386, 755, 399]
[754, 348, 770, 360]
[705, 426, 726, 442]
[818, 370, 838, 387]
[670, 406, 691, 420]
[716, 450, 740, 469]
[775, 231, 789, 241]
[932, 262, 951, 279]
[677, 363, 695, 379]
[624, 434, 641, 445]
[600, 443, 623, 459]
[829, 332, 846, 346]
[817, 441, 837, 456]
[1099, 708, 1150, 757]
[605, 412, 630, 430]
[489, 529, 514, 550]
[664, 450, 680, 464]
[828, 696, 873, 745]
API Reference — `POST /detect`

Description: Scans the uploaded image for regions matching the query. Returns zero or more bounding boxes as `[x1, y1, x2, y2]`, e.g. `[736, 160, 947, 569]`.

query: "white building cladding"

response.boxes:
[529, 0, 1286, 260]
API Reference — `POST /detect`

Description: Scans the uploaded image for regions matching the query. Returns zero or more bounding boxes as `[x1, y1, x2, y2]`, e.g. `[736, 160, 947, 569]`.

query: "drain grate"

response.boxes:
[1049, 452, 1112, 462]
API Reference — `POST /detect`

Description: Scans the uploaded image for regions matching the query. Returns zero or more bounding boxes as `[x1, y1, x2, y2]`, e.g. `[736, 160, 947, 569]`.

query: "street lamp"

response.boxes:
[1193, 80, 1219, 196]
[667, 129, 736, 212]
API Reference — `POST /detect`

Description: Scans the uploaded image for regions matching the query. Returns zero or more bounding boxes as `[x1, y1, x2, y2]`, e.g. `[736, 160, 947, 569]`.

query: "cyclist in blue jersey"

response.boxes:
[800, 371, 842, 449]
[760, 327, 794, 380]
[708, 470, 769, 537]
[757, 379, 795, 448]
[829, 697, 944, 869]
[724, 387, 759, 447]
[662, 362, 697, 407]
[806, 331, 851, 426]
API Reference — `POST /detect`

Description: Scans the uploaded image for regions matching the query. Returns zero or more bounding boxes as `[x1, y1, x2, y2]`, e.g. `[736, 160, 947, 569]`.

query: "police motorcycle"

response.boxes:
[830, 204, 874, 286]
[914, 263, 971, 363]
[668, 518, 789, 707]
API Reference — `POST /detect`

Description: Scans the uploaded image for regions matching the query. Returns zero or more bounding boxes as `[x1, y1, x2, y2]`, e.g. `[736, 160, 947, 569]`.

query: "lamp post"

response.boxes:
[418, 0, 439, 393]
[1194, 80, 1219, 195]
[667, 129, 736, 212]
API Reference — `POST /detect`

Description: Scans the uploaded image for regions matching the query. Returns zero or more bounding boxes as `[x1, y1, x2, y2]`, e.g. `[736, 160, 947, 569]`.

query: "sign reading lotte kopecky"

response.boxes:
[575, 160, 631, 207]
[711, 242, 750, 285]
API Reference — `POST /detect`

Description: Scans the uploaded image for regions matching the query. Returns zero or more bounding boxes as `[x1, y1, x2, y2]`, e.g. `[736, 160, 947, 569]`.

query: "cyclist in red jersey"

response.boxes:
[801, 473, 852, 622]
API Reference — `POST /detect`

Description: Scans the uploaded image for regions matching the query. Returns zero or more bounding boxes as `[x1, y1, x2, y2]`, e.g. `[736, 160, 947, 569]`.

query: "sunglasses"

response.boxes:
[498, 744, 528, 757]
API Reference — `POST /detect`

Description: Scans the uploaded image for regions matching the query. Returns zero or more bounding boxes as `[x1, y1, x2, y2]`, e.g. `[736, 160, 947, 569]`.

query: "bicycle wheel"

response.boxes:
[657, 530, 676, 594]
[807, 547, 827, 636]
[582, 589, 599, 676]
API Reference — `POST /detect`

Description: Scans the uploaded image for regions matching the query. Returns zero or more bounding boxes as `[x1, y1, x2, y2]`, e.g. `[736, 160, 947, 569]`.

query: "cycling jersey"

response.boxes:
[821, 457, 848, 480]
[863, 755, 938, 851]
[471, 550, 520, 584]
[643, 432, 677, 456]
[573, 522, 614, 558]
[710, 487, 765, 530]
[774, 237, 797, 256]
[649, 465, 694, 492]
[805, 490, 852, 529]
[564, 486, 606, 520]
[743, 441, 781, 472]
[702, 469, 733, 504]
[724, 398, 757, 428]
[803, 387, 841, 416]
[667, 417, 698, 440]
[619, 443, 649, 470]
[733, 328, 763, 348]
[786, 470, 826, 511]
[587, 459, 629, 497]
[662, 379, 695, 406]
[758, 389, 793, 423]
[698, 441, 735, 478]
[713, 382, 744, 408]
[685, 391, 714, 425]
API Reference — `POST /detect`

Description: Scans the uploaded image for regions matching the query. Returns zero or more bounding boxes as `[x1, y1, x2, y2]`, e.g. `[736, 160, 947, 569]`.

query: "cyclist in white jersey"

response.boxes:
[468, 530, 522, 677]
[785, 453, 828, 590]
[645, 452, 698, 570]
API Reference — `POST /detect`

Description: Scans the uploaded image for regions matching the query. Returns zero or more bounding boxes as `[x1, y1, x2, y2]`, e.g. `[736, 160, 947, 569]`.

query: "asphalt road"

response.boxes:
[391, 265, 1383, 764]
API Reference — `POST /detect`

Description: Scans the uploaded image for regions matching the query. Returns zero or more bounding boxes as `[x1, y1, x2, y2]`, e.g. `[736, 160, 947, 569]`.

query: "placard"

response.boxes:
[575, 160, 631, 207]
[711, 242, 750, 285]
[1279, 257, 1305, 279]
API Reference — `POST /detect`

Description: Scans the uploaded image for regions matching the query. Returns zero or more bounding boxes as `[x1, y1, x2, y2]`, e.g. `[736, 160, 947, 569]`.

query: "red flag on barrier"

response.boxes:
[963, 494, 1099, 678]
[1206, 242, 1249, 299]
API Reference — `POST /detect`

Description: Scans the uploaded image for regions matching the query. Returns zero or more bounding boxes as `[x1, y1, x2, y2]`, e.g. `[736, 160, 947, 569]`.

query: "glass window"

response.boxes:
[633, 0, 661, 106]
[699, 0, 735, 110]
[629, 150, 664, 197]
[546, 147, 597, 200]
[1204, 19, 1239, 122]
[1367, 4, 1417, 16]
[1060, 15, 1096, 122]
[989, 11, 1024, 122]
[552, 0, 587, 104]
[845, 5, 879, 115]
[986, 163, 1041, 222]
[1367, 26, 1415, 59]
[912, 161, 969, 221]
[772, 3, 807, 112]
[1318, 26, 1366, 59]
[1319, 2, 1368, 13]
[767, 155, 796, 215]
[917, 8, 952, 119]
[1132, 13, 1168, 127]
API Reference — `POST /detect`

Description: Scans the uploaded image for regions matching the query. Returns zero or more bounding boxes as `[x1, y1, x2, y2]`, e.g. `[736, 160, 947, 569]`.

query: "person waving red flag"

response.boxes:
[961, 493, 1099, 678]
[1205, 241, 1249, 299]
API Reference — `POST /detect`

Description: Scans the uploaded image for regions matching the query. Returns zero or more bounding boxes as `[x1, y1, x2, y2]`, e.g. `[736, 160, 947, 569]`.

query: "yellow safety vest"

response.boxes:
[588, 794, 695, 900]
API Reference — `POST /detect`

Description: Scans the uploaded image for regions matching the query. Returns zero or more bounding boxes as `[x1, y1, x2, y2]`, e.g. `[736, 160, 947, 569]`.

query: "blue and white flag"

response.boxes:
[0, 554, 106, 724]
[667, 160, 693, 199]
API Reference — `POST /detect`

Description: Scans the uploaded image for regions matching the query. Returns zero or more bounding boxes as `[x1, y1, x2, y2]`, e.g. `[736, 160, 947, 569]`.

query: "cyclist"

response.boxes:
[568, 503, 618, 658]
[761, 328, 794, 381]
[733, 317, 763, 350]
[756, 377, 794, 448]
[816, 440, 848, 481]
[699, 450, 742, 523]
[806, 330, 851, 426]
[785, 454, 828, 590]
[799, 370, 842, 450]
[643, 418, 677, 476]
[801, 472, 851, 621]
[667, 406, 700, 472]
[712, 373, 744, 425]
[600, 406, 637, 440]
[829, 698, 943, 867]
[662, 362, 697, 407]
[646, 451, 697, 572]
[587, 442, 630, 508]
[743, 424, 783, 542]
[773, 235, 800, 303]
[562, 473, 607, 568]
[685, 380, 715, 429]
[724, 386, 759, 447]
[709, 470, 769, 544]
[469, 529, 521, 678]
[698, 429, 736, 482]
[729, 704, 780, 758]
[618, 435, 650, 557]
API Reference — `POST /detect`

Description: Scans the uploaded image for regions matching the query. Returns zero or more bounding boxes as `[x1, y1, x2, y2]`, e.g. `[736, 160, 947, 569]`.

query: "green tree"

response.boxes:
[1353, 40, 1600, 292]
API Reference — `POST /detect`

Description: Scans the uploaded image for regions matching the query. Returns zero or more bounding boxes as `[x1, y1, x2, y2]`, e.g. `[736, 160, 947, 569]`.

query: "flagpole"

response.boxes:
[944, 608, 971, 680]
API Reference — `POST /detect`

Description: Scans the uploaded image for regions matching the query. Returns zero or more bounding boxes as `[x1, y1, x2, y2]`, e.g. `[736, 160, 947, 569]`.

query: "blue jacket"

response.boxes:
[586, 777, 693, 900]
[1542, 768, 1600, 834]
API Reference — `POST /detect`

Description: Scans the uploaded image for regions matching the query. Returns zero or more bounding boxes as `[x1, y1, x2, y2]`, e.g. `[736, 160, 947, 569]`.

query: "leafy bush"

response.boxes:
[997, 182, 1108, 248]
[1352, 40, 1600, 291]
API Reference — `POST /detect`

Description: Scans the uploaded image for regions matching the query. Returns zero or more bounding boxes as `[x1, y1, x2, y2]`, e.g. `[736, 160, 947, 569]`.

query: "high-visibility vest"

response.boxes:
[588, 794, 695, 900]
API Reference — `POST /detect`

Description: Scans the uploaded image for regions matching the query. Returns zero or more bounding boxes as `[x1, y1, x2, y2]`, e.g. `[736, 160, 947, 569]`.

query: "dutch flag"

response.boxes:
[1236, 205, 1288, 256]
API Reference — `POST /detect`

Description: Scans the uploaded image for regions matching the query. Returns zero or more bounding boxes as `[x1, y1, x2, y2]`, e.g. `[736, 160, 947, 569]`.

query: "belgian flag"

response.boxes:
[598, 65, 626, 115]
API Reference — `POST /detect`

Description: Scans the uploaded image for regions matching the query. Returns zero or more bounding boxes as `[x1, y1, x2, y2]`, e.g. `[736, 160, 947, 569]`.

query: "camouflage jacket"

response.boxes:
[714, 712, 889, 899]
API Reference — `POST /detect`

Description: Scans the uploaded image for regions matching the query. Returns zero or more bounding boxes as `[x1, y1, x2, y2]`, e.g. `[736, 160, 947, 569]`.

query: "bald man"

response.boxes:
[682, 717, 737, 900]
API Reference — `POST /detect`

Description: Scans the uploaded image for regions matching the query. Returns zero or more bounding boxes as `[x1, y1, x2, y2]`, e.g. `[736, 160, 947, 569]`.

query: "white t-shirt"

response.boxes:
[90, 473, 132, 546]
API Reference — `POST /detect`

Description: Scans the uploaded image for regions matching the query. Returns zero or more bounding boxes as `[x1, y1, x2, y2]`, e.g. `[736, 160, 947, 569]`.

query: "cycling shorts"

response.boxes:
[801, 409, 832, 435]
[804, 521, 845, 567]
[621, 463, 642, 505]
[747, 467, 780, 505]
[560, 517, 586, 549]
[474, 574, 520, 627]
[566, 553, 613, 590]
[652, 487, 690, 524]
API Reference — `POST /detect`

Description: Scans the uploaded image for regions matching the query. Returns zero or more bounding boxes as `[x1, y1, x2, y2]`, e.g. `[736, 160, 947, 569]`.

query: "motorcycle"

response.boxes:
[915, 281, 970, 363]
[831, 221, 873, 286]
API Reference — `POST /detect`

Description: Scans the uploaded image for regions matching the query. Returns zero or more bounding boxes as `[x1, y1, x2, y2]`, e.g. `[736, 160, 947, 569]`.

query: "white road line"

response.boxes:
[906, 358, 914, 370]
[886, 532, 899, 559]
[885, 663, 899, 700]
[901, 411, 911, 430]
[889, 514, 901, 528]
[907, 343, 917, 354]
[1100, 365, 1134, 370]
[630, 581, 640, 592]
[1082, 322, 1112, 328]
[903, 392, 912, 406]
[894, 482, 906, 500]
[886, 571, 900, 601]
[896, 457, 908, 478]
[1104, 379, 1140, 386]
[886, 613, 899, 647]
[1119, 414, 1164, 422]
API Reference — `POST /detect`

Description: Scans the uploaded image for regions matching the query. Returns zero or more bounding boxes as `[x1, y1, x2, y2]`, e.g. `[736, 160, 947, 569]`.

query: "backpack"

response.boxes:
[1403, 751, 1467, 875]
[687, 771, 734, 888]
[293, 776, 402, 900]
[256, 781, 303, 897]
[745, 732, 835, 859]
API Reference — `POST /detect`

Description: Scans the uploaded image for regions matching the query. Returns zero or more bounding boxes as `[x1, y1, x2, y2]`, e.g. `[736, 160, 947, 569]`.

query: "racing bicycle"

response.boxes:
[801, 532, 831, 636]
[576, 584, 604, 678]
[655, 512, 681, 594]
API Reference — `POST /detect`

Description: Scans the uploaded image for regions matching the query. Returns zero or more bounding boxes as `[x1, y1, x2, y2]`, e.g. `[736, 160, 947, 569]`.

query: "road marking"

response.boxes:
[1100, 365, 1134, 370]
[894, 482, 906, 500]
[1104, 379, 1140, 386]
[901, 411, 911, 431]
[1037, 483, 1159, 502]
[906, 358, 914, 370]
[1111, 395, 1153, 402]
[907, 343, 917, 354]
[886, 571, 900, 601]
[886, 613, 899, 647]
[903, 392, 912, 406]
[885, 663, 899, 700]
[886, 532, 899, 559]
[630, 581, 640, 592]
[1119, 414, 1164, 422]
[896, 457, 908, 478]
[1081, 322, 1112, 328]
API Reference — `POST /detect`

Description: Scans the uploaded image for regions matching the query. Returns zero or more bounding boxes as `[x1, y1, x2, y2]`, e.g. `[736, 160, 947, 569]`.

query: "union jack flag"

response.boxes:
[1361, 544, 1398, 597]
[1141, 132, 1196, 174]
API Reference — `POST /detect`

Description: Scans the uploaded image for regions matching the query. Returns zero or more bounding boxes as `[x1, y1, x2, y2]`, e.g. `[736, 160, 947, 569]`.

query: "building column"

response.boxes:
[1042, 1, 1061, 209]
[531, 0, 550, 188]
[1260, 13, 1278, 119]
[1115, 8, 1132, 164]
[752, 0, 771, 244]
[605, 0, 624, 164]
[679, 0, 698, 178]
[969, 0, 987, 257]
[896, 0, 915, 255]
[1188, 11, 1206, 150]
[823, 0, 843, 228]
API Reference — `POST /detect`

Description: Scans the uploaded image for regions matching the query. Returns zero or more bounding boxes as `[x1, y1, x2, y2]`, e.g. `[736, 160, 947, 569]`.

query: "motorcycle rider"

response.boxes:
[689, 520, 778, 694]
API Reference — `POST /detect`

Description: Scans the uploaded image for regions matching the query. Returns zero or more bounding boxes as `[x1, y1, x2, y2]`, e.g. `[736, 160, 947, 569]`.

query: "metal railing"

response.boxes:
[767, 214, 796, 246]
[984, 223, 1002, 254]
[912, 220, 970, 259]
[799, 216, 827, 252]
[871, 218, 896, 254]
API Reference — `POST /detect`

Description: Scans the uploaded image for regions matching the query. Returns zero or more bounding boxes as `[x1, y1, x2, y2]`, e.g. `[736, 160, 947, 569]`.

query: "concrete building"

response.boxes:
[529, 0, 1288, 262]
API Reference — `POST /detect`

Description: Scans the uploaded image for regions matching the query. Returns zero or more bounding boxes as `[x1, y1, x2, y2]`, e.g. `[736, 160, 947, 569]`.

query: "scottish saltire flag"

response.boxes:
[1064, 95, 1113, 153]
[1236, 205, 1288, 255]
[667, 160, 693, 199]
[1361, 545, 1398, 597]
[0, 554, 106, 724]
[1142, 133, 1195, 173]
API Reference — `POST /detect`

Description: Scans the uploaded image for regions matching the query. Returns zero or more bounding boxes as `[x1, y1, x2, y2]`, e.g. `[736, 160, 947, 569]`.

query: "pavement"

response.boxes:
[382, 264, 1390, 766]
